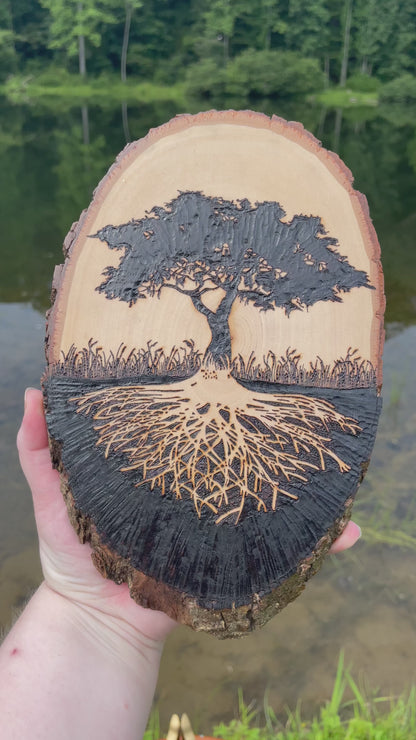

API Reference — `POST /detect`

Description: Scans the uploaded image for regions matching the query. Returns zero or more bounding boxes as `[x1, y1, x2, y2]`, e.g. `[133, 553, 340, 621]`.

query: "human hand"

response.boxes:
[0, 387, 177, 740]
[17, 388, 176, 647]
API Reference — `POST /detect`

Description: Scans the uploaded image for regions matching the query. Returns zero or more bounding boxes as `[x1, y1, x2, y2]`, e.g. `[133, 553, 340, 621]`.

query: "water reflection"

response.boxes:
[0, 97, 416, 729]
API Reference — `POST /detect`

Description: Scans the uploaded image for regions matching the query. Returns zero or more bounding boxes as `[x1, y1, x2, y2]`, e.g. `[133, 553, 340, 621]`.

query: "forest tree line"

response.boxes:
[1, 0, 416, 101]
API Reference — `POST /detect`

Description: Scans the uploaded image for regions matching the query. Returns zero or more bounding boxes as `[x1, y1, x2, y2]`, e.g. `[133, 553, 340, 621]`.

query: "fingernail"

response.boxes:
[24, 387, 37, 412]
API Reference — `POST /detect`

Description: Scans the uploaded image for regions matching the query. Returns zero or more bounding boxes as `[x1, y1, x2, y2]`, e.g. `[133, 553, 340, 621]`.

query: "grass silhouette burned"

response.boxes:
[52, 341, 376, 389]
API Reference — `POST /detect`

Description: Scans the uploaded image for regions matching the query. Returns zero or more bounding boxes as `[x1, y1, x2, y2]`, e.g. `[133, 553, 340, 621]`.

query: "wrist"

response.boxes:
[39, 581, 166, 677]
[1, 582, 165, 739]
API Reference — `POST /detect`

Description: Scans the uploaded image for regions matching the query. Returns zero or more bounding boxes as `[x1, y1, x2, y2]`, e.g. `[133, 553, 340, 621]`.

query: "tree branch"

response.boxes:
[199, 286, 218, 296]
[162, 283, 197, 297]
[190, 295, 214, 317]
[161, 283, 215, 316]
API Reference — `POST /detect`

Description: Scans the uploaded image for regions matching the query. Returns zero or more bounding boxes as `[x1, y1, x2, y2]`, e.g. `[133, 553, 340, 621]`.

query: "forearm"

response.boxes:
[0, 582, 163, 740]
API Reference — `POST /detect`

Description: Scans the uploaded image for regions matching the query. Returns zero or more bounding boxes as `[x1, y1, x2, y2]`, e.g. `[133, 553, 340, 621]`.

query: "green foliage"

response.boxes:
[362, 527, 416, 551]
[380, 74, 416, 104]
[258, 0, 287, 51]
[407, 131, 416, 175]
[229, 49, 323, 98]
[185, 58, 226, 99]
[40, 0, 116, 55]
[2, 0, 51, 75]
[317, 88, 378, 107]
[204, 0, 239, 52]
[386, 0, 416, 80]
[0, 29, 17, 80]
[2, 69, 185, 106]
[286, 0, 330, 58]
[0, 1, 17, 80]
[212, 655, 416, 740]
[186, 49, 324, 100]
[3, 0, 416, 98]
[143, 708, 160, 740]
[346, 73, 381, 93]
[215, 690, 263, 740]
[39, 0, 117, 76]
[354, 0, 399, 79]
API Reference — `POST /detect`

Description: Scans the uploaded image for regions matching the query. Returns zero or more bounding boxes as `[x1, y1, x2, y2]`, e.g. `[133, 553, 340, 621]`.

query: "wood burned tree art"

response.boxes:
[43, 111, 384, 636]
[70, 193, 371, 524]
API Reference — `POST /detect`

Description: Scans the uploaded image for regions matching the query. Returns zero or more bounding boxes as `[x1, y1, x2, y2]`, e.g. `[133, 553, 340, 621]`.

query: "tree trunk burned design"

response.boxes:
[43, 111, 384, 636]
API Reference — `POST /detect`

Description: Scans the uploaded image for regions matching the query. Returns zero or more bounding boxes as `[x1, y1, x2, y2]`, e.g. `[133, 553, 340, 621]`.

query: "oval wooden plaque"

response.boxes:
[43, 111, 384, 637]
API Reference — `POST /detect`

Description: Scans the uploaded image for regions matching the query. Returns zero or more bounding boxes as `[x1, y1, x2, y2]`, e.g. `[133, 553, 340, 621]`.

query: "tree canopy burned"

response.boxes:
[94, 192, 373, 366]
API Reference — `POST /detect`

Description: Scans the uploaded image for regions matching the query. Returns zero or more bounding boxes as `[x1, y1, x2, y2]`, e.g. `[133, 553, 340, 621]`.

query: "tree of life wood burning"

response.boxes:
[43, 111, 384, 635]
[64, 191, 373, 525]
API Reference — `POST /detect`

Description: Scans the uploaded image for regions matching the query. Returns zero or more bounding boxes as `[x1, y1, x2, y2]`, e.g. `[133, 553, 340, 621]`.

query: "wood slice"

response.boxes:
[43, 110, 384, 637]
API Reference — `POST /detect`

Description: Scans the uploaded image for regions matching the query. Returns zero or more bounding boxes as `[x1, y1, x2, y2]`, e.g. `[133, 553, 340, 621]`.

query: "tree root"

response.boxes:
[71, 372, 360, 524]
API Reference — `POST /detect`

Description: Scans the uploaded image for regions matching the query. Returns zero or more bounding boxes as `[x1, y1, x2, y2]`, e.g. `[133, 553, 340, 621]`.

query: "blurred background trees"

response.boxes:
[1, 0, 416, 101]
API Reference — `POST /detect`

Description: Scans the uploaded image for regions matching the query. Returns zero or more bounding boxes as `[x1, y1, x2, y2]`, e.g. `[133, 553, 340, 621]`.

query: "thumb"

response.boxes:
[17, 388, 48, 452]
[17, 388, 62, 522]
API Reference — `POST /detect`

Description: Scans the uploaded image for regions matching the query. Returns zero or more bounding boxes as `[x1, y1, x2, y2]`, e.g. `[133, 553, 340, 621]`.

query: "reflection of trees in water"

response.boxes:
[121, 101, 130, 143]
[333, 108, 343, 153]
[81, 105, 90, 146]
[54, 128, 106, 233]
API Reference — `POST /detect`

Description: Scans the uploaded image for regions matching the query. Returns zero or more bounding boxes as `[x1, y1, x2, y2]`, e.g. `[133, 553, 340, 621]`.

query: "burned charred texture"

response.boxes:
[44, 375, 382, 627]
[94, 192, 373, 366]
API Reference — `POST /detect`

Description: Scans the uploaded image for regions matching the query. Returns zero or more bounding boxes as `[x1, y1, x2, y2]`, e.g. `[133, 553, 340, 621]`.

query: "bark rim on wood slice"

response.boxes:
[43, 109, 384, 638]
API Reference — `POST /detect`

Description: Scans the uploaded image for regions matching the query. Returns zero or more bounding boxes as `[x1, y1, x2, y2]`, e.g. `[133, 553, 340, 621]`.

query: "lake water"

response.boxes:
[1, 96, 416, 731]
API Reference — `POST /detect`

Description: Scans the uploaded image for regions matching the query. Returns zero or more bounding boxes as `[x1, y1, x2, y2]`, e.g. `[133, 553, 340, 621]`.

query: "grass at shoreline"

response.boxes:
[316, 87, 379, 107]
[2, 73, 378, 110]
[1, 73, 186, 105]
[146, 655, 416, 739]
